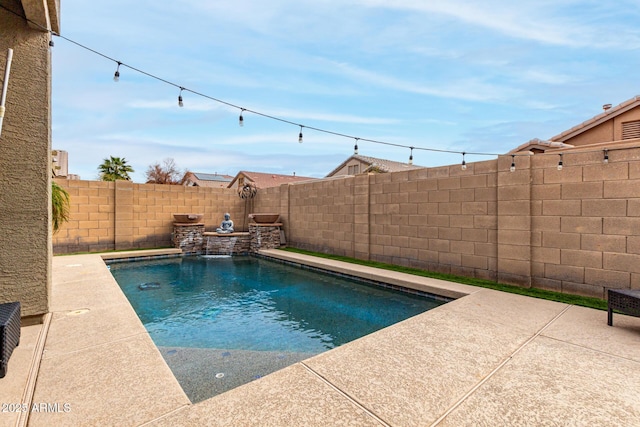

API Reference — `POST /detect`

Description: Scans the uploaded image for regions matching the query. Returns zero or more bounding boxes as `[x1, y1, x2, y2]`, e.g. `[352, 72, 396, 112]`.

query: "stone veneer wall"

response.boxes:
[203, 233, 251, 255]
[53, 142, 640, 298]
[249, 224, 283, 252]
[172, 228, 273, 255]
[172, 224, 205, 253]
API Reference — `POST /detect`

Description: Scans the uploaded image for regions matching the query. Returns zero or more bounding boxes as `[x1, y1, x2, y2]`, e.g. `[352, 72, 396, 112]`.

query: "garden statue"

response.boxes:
[216, 213, 234, 234]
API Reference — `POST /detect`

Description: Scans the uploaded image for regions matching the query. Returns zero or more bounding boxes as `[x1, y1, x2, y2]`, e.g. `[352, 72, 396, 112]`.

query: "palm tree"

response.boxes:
[51, 181, 70, 234]
[98, 156, 135, 181]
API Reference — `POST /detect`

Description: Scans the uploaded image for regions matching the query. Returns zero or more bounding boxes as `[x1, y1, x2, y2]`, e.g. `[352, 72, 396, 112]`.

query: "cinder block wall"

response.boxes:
[53, 180, 244, 253]
[286, 177, 357, 256]
[53, 143, 640, 298]
[250, 186, 283, 226]
[286, 161, 499, 282]
[530, 145, 640, 298]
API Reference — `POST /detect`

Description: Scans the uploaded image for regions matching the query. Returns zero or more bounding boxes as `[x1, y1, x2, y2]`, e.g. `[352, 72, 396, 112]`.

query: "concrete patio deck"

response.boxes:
[1, 249, 639, 426]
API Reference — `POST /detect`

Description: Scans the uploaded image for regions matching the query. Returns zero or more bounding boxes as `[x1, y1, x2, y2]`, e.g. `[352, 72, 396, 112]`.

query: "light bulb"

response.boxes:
[461, 152, 466, 170]
[298, 126, 303, 143]
[113, 62, 121, 82]
[510, 155, 515, 172]
[354, 144, 358, 154]
[603, 150, 609, 164]
[557, 154, 563, 171]
[178, 95, 184, 107]
[239, 110, 244, 127]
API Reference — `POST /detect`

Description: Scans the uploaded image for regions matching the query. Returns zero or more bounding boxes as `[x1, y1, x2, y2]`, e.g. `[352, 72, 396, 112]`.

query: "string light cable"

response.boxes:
[0, 3, 632, 168]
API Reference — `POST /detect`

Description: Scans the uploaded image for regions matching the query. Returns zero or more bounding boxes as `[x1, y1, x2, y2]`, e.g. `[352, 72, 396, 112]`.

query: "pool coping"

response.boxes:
[4, 249, 640, 426]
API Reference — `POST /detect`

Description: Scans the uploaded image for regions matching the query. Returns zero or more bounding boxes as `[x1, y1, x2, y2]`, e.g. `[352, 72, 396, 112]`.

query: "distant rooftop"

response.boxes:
[190, 172, 233, 182]
[228, 171, 316, 189]
[326, 154, 424, 177]
[550, 95, 640, 142]
[507, 138, 574, 154]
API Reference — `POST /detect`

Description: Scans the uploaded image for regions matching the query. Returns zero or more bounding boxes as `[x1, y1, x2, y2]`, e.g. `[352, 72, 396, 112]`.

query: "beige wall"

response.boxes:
[329, 159, 366, 177]
[563, 106, 640, 146]
[0, 1, 56, 317]
[53, 180, 248, 253]
[286, 163, 501, 280]
[529, 146, 640, 297]
[54, 145, 640, 299]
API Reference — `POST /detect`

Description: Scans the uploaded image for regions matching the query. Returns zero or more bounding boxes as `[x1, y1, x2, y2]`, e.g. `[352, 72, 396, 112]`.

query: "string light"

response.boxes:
[409, 147, 414, 165]
[4, 3, 631, 168]
[49, 39, 54, 47]
[4, 2, 639, 173]
[22, 13, 501, 159]
[354, 138, 359, 155]
[113, 61, 121, 82]
[239, 108, 245, 127]
[34, 21, 503, 158]
[510, 154, 516, 172]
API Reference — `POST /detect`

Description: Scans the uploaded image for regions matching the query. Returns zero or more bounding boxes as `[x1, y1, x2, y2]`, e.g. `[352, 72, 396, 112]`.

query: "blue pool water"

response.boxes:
[109, 255, 446, 401]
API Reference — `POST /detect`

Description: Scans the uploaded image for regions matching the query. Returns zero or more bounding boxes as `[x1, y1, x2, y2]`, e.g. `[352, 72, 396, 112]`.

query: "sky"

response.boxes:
[50, 0, 640, 183]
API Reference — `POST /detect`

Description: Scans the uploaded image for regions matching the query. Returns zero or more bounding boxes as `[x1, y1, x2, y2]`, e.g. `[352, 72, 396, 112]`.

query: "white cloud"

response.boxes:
[127, 99, 230, 112]
[517, 69, 575, 85]
[324, 60, 519, 102]
[354, 0, 640, 49]
[53, 0, 640, 183]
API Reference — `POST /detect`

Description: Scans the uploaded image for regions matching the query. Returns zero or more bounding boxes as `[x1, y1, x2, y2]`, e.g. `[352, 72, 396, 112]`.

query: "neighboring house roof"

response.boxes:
[189, 172, 233, 182]
[326, 154, 423, 177]
[507, 95, 640, 155]
[507, 138, 574, 155]
[227, 171, 316, 189]
[184, 172, 233, 188]
[550, 95, 640, 142]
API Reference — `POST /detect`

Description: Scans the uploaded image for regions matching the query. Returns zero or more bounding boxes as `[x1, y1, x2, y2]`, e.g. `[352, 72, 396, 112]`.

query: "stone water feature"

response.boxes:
[171, 214, 205, 253]
[171, 213, 283, 255]
[248, 213, 283, 252]
[202, 232, 251, 256]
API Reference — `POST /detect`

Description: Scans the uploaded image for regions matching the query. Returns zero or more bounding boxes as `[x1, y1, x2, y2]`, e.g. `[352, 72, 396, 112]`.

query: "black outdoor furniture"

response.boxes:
[608, 289, 640, 326]
[0, 302, 20, 378]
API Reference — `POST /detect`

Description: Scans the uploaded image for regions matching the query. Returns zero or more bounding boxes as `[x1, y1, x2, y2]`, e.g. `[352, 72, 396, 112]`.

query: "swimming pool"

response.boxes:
[109, 255, 446, 402]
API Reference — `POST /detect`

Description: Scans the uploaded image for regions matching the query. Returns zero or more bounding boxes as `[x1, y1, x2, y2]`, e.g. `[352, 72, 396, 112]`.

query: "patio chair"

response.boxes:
[0, 302, 20, 378]
[607, 289, 640, 326]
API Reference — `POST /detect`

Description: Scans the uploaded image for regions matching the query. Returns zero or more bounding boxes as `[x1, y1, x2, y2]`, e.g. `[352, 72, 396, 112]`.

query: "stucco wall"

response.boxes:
[0, 1, 53, 317]
[615, 109, 640, 141]
[563, 106, 640, 146]
[329, 158, 366, 177]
